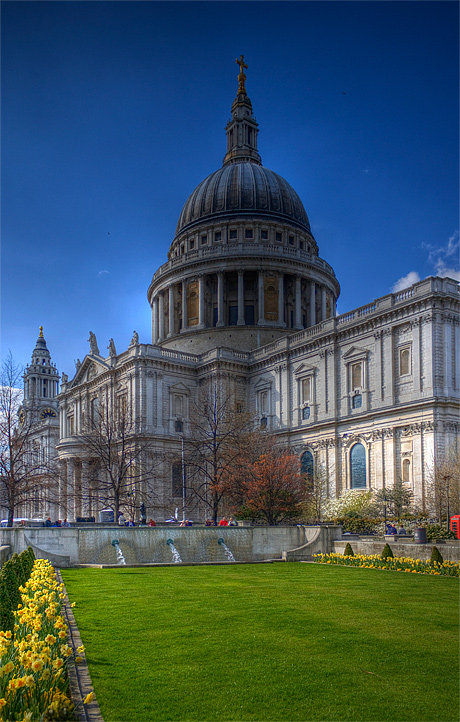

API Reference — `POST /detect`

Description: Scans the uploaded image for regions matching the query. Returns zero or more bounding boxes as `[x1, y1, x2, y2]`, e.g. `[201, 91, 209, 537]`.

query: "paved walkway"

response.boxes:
[56, 570, 104, 722]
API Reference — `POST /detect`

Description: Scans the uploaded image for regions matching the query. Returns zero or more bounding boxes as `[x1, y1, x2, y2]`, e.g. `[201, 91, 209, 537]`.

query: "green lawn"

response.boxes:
[61, 564, 459, 722]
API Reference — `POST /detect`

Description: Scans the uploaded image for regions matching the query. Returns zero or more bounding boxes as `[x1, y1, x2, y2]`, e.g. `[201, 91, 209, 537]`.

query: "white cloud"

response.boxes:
[391, 271, 420, 293]
[97, 270, 110, 277]
[422, 230, 460, 281]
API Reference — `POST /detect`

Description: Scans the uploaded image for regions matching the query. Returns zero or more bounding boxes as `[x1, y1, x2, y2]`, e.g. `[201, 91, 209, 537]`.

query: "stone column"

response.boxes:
[411, 319, 421, 394]
[66, 459, 74, 521]
[383, 328, 394, 404]
[216, 272, 225, 327]
[152, 296, 159, 344]
[198, 275, 206, 328]
[158, 292, 165, 341]
[237, 270, 245, 325]
[278, 273, 285, 326]
[310, 281, 316, 326]
[374, 330, 383, 403]
[321, 286, 327, 321]
[258, 272, 265, 324]
[181, 280, 187, 331]
[168, 285, 175, 337]
[81, 460, 91, 516]
[295, 276, 302, 329]
[58, 461, 67, 520]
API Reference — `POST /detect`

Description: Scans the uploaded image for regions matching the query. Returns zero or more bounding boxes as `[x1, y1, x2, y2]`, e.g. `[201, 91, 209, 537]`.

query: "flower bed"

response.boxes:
[0, 558, 93, 721]
[313, 552, 460, 576]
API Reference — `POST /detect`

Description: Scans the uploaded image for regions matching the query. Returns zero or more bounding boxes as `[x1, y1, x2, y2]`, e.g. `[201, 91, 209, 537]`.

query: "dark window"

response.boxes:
[261, 230, 268, 240]
[352, 394, 362, 409]
[244, 305, 255, 325]
[229, 229, 237, 240]
[260, 417, 267, 430]
[214, 232, 221, 242]
[301, 450, 314, 487]
[289, 236, 294, 246]
[190, 239, 195, 249]
[299, 240, 304, 250]
[201, 235, 207, 245]
[350, 443, 366, 489]
[276, 232, 282, 242]
[174, 419, 183, 433]
[228, 306, 238, 326]
[302, 406, 310, 420]
[213, 307, 218, 326]
[245, 229, 253, 239]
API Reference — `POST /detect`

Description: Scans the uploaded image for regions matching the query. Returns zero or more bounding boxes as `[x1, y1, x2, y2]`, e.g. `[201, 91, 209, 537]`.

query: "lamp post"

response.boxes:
[181, 435, 186, 523]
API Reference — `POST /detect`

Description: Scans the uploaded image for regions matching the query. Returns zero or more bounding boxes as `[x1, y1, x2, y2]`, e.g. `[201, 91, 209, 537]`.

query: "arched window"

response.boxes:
[350, 443, 366, 489]
[301, 450, 314, 488]
[402, 458, 411, 483]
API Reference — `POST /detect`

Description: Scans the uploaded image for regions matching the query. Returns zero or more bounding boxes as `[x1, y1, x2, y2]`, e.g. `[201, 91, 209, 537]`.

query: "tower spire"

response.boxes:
[223, 56, 261, 166]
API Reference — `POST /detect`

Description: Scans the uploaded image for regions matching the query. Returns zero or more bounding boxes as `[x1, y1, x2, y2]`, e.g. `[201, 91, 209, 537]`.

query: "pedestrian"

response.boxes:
[148, 518, 156, 527]
[118, 512, 126, 526]
[62, 518, 71, 527]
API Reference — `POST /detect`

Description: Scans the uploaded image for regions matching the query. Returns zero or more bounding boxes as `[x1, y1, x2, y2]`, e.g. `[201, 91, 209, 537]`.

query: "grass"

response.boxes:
[61, 564, 459, 722]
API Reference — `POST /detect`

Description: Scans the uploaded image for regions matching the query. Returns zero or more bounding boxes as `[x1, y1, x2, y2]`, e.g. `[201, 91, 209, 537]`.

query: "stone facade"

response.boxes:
[13, 68, 460, 522]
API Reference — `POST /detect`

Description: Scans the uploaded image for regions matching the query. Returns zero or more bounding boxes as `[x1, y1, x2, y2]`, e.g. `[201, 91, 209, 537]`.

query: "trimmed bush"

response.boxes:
[381, 543, 394, 559]
[430, 546, 444, 564]
[344, 543, 354, 556]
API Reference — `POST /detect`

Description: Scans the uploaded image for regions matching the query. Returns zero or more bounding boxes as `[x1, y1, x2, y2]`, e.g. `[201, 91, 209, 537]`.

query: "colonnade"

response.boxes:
[152, 270, 336, 343]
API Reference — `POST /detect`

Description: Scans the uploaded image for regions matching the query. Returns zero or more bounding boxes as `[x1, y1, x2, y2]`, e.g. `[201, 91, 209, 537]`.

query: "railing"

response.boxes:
[149, 242, 337, 285]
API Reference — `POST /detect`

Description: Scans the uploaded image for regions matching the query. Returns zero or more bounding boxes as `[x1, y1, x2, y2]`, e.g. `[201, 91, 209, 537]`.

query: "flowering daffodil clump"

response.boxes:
[0, 558, 90, 721]
[313, 552, 460, 576]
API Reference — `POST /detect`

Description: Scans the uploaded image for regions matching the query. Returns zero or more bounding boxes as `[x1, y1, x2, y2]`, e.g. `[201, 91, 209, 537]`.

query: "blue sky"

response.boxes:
[2, 1, 459, 378]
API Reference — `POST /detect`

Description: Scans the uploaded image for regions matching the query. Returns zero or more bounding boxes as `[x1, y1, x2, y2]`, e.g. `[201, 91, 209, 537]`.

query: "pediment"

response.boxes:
[294, 363, 317, 377]
[169, 382, 190, 394]
[342, 346, 369, 361]
[70, 355, 109, 386]
[254, 376, 273, 389]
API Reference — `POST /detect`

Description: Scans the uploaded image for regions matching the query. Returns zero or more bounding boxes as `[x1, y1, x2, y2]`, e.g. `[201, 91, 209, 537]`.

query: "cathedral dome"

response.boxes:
[175, 162, 311, 236]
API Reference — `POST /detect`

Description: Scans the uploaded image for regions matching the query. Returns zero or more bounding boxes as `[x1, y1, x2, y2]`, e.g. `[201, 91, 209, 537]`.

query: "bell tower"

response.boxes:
[22, 327, 60, 424]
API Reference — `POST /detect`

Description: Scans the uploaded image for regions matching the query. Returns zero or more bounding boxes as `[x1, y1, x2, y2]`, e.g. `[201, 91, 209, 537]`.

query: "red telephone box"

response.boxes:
[450, 515, 460, 540]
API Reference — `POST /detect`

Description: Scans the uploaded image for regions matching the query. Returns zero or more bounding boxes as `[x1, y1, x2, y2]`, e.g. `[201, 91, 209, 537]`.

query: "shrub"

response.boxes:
[430, 546, 444, 564]
[343, 543, 354, 556]
[381, 543, 394, 559]
[424, 524, 456, 541]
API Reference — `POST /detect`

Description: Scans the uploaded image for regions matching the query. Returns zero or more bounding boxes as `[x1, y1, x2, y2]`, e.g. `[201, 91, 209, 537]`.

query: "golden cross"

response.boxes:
[236, 55, 248, 74]
[39, 326, 44, 338]
[235, 55, 248, 94]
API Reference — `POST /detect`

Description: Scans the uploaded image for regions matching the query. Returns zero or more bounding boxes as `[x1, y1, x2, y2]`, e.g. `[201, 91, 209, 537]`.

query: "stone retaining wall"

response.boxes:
[333, 539, 460, 562]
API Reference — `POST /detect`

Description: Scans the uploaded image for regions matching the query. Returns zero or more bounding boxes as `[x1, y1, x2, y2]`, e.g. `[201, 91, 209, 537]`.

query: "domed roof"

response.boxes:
[175, 162, 311, 236]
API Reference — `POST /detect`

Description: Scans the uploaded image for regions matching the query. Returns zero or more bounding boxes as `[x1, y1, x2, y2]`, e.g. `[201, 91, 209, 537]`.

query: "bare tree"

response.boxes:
[184, 379, 253, 523]
[0, 353, 55, 525]
[374, 478, 415, 520]
[73, 399, 162, 522]
[301, 463, 328, 523]
[426, 448, 460, 529]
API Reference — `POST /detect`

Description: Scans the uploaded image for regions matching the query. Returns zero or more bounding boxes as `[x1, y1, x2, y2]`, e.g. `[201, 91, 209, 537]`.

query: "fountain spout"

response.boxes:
[218, 538, 236, 562]
[166, 538, 182, 564]
[111, 539, 126, 565]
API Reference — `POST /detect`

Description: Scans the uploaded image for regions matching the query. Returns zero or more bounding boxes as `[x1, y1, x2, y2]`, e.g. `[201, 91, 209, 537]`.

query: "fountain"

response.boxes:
[111, 539, 126, 565]
[167, 539, 182, 563]
[218, 537, 236, 562]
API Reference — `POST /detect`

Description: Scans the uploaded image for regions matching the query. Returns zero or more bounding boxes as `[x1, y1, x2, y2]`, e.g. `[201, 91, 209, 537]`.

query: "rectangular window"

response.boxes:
[214, 231, 221, 242]
[190, 239, 195, 249]
[245, 229, 253, 239]
[289, 235, 294, 246]
[201, 235, 207, 245]
[351, 363, 362, 390]
[244, 305, 255, 325]
[399, 347, 411, 376]
[261, 230, 268, 240]
[276, 232, 282, 242]
[229, 229, 238, 240]
[228, 306, 238, 326]
[301, 377, 311, 403]
[299, 240, 304, 250]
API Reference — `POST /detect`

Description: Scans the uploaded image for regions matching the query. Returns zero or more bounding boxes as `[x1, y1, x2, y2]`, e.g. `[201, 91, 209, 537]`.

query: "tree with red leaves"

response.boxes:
[234, 445, 303, 525]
